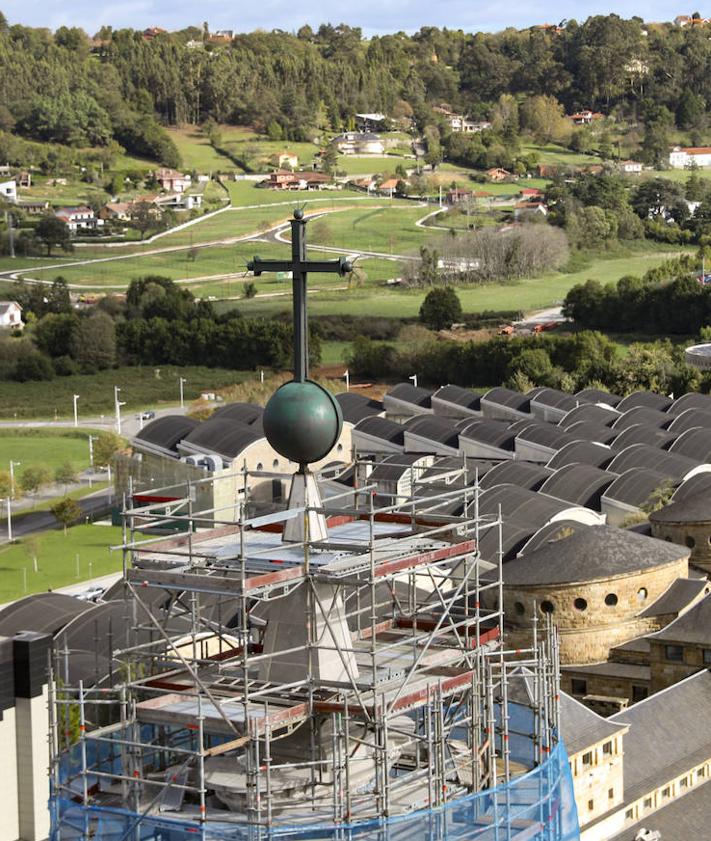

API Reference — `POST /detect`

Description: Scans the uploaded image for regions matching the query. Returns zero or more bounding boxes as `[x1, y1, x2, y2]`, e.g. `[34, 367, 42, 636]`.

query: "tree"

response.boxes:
[93, 431, 123, 468]
[51, 497, 83, 535]
[520, 95, 570, 144]
[54, 461, 78, 491]
[19, 465, 51, 495]
[35, 215, 72, 257]
[71, 312, 116, 372]
[131, 201, 161, 240]
[419, 287, 463, 330]
[321, 145, 338, 174]
[243, 281, 257, 299]
[0, 470, 12, 499]
[24, 536, 39, 573]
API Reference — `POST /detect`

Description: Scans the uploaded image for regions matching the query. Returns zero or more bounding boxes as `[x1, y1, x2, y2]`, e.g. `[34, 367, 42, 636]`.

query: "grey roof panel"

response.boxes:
[477, 483, 571, 527]
[403, 415, 460, 447]
[432, 384, 482, 410]
[182, 418, 262, 459]
[640, 578, 709, 618]
[668, 426, 711, 460]
[611, 406, 672, 431]
[539, 464, 616, 509]
[0, 593, 90, 637]
[607, 444, 702, 481]
[546, 440, 615, 470]
[479, 461, 553, 492]
[672, 471, 711, 501]
[667, 407, 711, 434]
[563, 421, 619, 444]
[386, 382, 433, 407]
[135, 415, 201, 451]
[574, 387, 622, 407]
[353, 416, 405, 445]
[369, 453, 426, 483]
[211, 402, 264, 425]
[500, 524, 689, 586]
[459, 419, 516, 451]
[527, 387, 578, 412]
[616, 391, 673, 412]
[520, 520, 588, 554]
[481, 387, 531, 412]
[514, 422, 577, 450]
[667, 391, 711, 416]
[610, 424, 677, 451]
[648, 592, 711, 643]
[611, 777, 711, 841]
[602, 468, 671, 507]
[559, 403, 620, 429]
[649, 489, 711, 524]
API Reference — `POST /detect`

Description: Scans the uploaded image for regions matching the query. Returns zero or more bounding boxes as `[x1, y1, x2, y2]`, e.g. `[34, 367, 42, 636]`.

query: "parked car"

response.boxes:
[140, 410, 156, 420]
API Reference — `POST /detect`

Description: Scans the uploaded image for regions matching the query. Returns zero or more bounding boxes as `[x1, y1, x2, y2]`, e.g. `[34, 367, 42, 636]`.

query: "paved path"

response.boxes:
[0, 487, 114, 544]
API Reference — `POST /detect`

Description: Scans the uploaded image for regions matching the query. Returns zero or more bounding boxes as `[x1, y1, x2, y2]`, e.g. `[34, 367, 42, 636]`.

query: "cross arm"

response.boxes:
[247, 255, 353, 277]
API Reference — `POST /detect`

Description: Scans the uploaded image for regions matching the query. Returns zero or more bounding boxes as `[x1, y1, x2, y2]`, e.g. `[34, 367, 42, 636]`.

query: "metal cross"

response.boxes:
[247, 209, 352, 382]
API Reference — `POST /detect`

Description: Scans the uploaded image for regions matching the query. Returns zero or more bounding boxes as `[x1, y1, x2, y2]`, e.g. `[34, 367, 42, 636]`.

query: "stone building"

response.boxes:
[489, 524, 690, 663]
[649, 482, 711, 573]
[647, 592, 711, 692]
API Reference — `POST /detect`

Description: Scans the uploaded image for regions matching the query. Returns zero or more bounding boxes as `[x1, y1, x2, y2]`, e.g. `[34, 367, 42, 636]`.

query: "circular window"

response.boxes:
[605, 593, 618, 607]
[574, 597, 588, 611]
[256, 463, 263, 471]
[685, 535, 696, 549]
[540, 601, 555, 614]
[514, 601, 525, 616]
[637, 587, 648, 602]
[272, 459, 279, 469]
[664, 536, 672, 542]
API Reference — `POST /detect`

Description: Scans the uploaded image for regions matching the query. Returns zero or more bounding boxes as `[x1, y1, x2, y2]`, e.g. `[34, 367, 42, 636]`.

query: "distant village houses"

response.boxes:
[261, 170, 335, 191]
[569, 110, 605, 125]
[54, 206, 102, 233]
[151, 167, 192, 193]
[433, 105, 491, 133]
[0, 301, 23, 331]
[331, 132, 385, 155]
[0, 178, 17, 203]
[669, 146, 711, 168]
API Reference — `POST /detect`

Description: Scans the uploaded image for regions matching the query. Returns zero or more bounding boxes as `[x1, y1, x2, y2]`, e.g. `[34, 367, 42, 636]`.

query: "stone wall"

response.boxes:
[650, 519, 711, 573]
[571, 733, 626, 828]
[649, 639, 711, 693]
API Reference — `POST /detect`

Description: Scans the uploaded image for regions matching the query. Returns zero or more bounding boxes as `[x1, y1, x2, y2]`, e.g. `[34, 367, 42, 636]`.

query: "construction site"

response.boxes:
[48, 458, 578, 841]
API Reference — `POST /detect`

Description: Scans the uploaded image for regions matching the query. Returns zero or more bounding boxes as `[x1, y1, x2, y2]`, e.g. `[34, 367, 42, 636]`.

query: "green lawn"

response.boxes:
[0, 429, 97, 472]
[0, 366, 249, 419]
[319, 341, 351, 365]
[166, 126, 237, 172]
[0, 524, 124, 602]
[335, 155, 410, 175]
[520, 142, 602, 166]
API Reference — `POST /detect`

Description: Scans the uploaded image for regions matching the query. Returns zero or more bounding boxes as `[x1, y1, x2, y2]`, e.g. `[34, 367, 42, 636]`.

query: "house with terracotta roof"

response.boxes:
[99, 202, 132, 222]
[378, 178, 400, 193]
[570, 110, 605, 125]
[151, 168, 191, 193]
[669, 146, 711, 168]
[519, 187, 542, 197]
[276, 151, 298, 169]
[486, 167, 511, 182]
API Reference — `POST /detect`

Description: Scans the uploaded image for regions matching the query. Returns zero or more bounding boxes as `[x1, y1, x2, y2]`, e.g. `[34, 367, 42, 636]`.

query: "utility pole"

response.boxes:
[73, 394, 80, 428]
[114, 386, 126, 435]
[6, 497, 12, 542]
[344, 369, 350, 392]
[409, 374, 418, 388]
[179, 377, 187, 410]
[5, 209, 15, 259]
[9, 459, 20, 498]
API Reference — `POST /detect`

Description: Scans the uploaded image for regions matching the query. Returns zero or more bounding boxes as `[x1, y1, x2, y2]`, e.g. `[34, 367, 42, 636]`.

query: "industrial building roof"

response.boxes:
[477, 483, 573, 527]
[385, 382, 433, 407]
[602, 468, 671, 508]
[481, 387, 531, 411]
[671, 471, 711, 501]
[459, 419, 516, 451]
[519, 519, 587, 554]
[134, 415, 201, 452]
[640, 577, 709, 619]
[649, 489, 711, 524]
[666, 406, 711, 433]
[0, 592, 90, 637]
[538, 464, 616, 509]
[607, 444, 703, 481]
[335, 392, 384, 423]
[609, 423, 677, 451]
[514, 422, 577, 450]
[563, 421, 619, 444]
[610, 670, 711, 802]
[559, 403, 620, 429]
[403, 415, 460, 447]
[616, 391, 673, 412]
[667, 391, 711, 416]
[612, 778, 711, 841]
[353, 416, 405, 445]
[431, 384, 482, 411]
[611, 406, 671, 431]
[181, 418, 262, 459]
[369, 453, 427, 483]
[500, 525, 689, 586]
[546, 440, 614, 469]
[527, 387, 578, 412]
[211, 402, 264, 425]
[668, 426, 711, 461]
[479, 461, 553, 491]
[477, 521, 539, 562]
[574, 387, 622, 407]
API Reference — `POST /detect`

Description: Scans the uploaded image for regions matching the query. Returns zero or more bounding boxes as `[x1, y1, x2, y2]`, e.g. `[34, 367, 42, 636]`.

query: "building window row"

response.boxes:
[515, 593, 621, 616]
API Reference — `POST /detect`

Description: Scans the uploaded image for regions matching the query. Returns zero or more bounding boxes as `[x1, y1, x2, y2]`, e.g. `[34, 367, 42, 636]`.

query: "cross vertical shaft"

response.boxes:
[292, 215, 308, 382]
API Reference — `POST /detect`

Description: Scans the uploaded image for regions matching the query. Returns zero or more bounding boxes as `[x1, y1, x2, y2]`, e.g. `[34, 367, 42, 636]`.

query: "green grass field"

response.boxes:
[0, 524, 124, 602]
[520, 142, 602, 166]
[0, 429, 97, 472]
[166, 126, 236, 172]
[0, 366, 249, 419]
[335, 155, 410, 175]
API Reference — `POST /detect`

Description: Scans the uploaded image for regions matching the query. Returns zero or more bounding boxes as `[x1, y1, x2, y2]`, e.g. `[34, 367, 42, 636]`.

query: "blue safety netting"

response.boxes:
[51, 704, 580, 841]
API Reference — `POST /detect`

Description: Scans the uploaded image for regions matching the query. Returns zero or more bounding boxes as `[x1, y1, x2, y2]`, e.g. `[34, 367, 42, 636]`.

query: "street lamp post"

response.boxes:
[6, 497, 12, 542]
[409, 374, 418, 388]
[73, 394, 80, 428]
[179, 377, 187, 410]
[9, 459, 21, 499]
[114, 386, 126, 435]
[344, 369, 350, 392]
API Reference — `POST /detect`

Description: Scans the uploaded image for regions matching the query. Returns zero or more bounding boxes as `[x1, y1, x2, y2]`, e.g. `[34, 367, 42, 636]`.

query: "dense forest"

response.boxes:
[2, 12, 711, 166]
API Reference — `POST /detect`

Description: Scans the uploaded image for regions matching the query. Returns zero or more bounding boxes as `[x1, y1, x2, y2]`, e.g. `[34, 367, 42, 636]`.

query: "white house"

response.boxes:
[669, 146, 711, 169]
[0, 301, 23, 330]
[620, 160, 643, 174]
[449, 116, 491, 133]
[152, 168, 192, 193]
[54, 206, 103, 233]
[0, 178, 17, 203]
[331, 132, 385, 155]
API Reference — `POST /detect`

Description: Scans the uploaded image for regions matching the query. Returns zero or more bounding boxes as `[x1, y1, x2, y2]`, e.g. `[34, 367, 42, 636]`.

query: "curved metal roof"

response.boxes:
[607, 444, 703, 481]
[616, 391, 673, 412]
[181, 417, 263, 459]
[134, 415, 200, 452]
[669, 427, 711, 461]
[370, 453, 427, 483]
[519, 519, 588, 555]
[527, 387, 578, 412]
[432, 384, 481, 411]
[546, 440, 615, 470]
[610, 424, 677, 451]
[386, 382, 433, 407]
[459, 419, 516, 451]
[481, 387, 531, 412]
[0, 592, 90, 637]
[479, 461, 553, 492]
[564, 421, 619, 444]
[602, 468, 673, 507]
[335, 392, 384, 423]
[559, 403, 620, 429]
[574, 387, 622, 407]
[672, 471, 711, 502]
[477, 483, 573, 526]
[211, 402, 264, 425]
[403, 415, 460, 447]
[666, 408, 711, 434]
[478, 522, 538, 562]
[353, 416, 405, 445]
[539, 464, 616, 510]
[514, 422, 577, 450]
[612, 406, 672, 431]
[667, 392, 711, 417]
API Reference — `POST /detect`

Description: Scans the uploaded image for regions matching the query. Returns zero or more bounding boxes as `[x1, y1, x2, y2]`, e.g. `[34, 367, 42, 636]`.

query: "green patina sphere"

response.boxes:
[264, 379, 343, 464]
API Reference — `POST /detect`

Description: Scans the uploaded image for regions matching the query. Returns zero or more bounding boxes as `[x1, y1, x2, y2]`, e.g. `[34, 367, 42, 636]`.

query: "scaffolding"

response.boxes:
[49, 462, 579, 840]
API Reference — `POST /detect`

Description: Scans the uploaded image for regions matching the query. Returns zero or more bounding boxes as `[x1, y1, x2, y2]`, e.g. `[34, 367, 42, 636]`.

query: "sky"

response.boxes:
[0, 0, 682, 36]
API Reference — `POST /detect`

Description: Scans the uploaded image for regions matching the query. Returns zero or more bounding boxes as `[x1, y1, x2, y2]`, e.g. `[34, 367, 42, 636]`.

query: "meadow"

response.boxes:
[0, 429, 97, 471]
